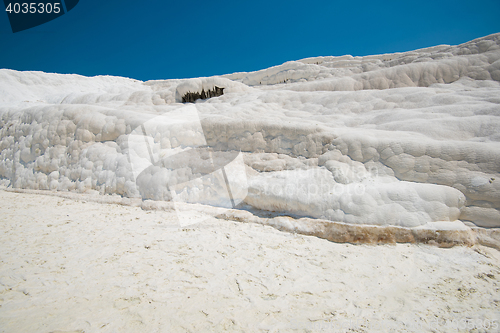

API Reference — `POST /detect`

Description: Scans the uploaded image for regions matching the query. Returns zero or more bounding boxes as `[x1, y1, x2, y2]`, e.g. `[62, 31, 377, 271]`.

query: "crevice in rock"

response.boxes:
[182, 86, 224, 103]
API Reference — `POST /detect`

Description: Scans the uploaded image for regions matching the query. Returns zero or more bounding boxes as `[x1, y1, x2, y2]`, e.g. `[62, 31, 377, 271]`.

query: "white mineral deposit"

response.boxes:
[1, 33, 500, 332]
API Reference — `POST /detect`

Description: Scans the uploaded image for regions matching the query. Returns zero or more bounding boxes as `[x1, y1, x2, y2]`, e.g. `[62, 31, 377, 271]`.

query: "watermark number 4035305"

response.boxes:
[3, 0, 79, 32]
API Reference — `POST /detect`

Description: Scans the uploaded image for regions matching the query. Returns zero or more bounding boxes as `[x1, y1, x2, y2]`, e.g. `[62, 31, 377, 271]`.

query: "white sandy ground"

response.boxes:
[1, 190, 499, 333]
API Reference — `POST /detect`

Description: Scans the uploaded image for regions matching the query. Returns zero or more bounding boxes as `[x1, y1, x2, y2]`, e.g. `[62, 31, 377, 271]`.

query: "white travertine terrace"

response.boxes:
[1, 33, 499, 230]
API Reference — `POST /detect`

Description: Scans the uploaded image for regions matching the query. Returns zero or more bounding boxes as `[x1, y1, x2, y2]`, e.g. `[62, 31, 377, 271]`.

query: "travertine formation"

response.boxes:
[1, 33, 499, 230]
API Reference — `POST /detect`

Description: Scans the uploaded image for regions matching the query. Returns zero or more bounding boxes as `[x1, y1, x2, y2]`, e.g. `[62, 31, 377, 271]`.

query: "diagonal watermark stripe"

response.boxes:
[127, 104, 248, 226]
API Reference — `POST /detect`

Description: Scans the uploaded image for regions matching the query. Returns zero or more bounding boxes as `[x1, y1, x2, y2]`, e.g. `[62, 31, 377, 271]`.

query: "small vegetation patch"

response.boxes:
[182, 86, 224, 103]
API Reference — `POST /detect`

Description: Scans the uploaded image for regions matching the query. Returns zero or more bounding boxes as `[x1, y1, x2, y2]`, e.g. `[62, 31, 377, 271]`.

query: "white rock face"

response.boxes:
[1, 33, 499, 228]
[246, 168, 465, 227]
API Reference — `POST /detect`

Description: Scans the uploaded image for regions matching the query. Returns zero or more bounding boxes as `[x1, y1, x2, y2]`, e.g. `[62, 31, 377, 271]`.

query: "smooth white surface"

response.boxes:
[1, 33, 500, 227]
[1, 190, 499, 332]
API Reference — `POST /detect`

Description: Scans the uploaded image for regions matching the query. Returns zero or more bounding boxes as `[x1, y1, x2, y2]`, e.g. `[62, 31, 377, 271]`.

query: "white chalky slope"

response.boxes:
[1, 33, 500, 228]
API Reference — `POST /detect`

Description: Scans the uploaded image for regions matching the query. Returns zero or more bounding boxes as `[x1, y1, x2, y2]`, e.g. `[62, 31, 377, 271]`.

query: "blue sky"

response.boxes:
[1, 0, 499, 81]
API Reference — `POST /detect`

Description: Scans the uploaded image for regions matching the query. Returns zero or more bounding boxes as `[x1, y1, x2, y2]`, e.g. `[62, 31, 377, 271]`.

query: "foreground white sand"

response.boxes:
[1, 190, 499, 332]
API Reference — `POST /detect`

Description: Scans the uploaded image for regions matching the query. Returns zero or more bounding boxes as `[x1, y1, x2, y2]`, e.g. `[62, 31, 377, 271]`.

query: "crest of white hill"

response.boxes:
[0, 33, 499, 228]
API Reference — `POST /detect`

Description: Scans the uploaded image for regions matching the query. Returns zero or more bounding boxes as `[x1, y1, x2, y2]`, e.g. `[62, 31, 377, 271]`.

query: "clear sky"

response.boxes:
[1, 0, 499, 81]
